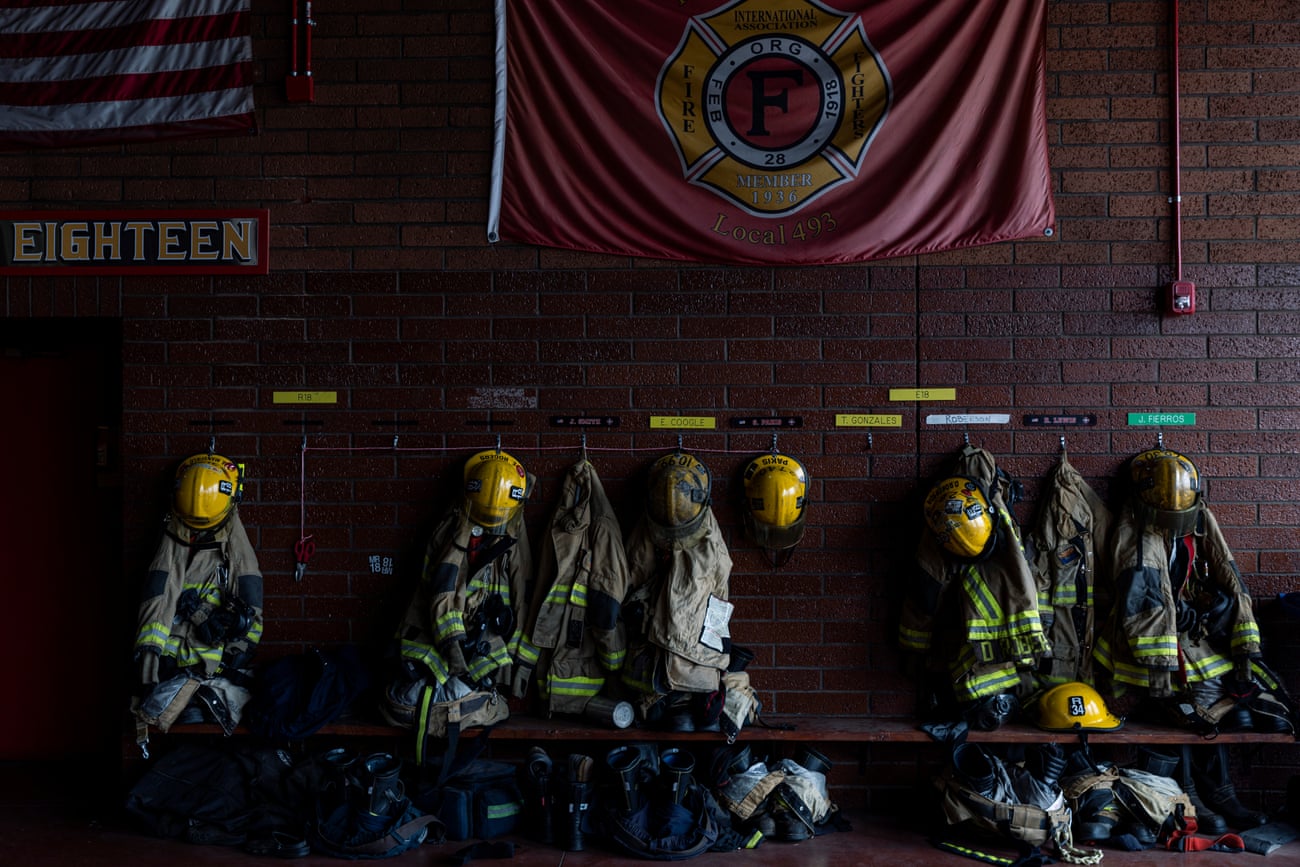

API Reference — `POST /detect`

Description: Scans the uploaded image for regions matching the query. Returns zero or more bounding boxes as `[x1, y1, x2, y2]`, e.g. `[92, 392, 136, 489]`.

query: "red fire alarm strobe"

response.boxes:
[1168, 280, 1195, 315]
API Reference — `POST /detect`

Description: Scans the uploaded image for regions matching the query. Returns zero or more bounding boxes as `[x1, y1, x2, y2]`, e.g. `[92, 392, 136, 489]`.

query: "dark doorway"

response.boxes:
[0, 318, 123, 765]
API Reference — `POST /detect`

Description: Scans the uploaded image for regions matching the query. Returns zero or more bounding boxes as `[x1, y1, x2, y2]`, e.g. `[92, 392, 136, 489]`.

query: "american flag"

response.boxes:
[0, 0, 256, 150]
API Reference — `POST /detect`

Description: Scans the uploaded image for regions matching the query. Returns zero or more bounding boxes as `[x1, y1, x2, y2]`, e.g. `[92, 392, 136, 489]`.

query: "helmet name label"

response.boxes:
[1128, 412, 1196, 426]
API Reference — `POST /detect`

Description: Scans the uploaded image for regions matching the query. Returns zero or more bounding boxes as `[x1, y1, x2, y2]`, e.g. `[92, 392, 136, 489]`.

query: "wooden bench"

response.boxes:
[143, 714, 1298, 745]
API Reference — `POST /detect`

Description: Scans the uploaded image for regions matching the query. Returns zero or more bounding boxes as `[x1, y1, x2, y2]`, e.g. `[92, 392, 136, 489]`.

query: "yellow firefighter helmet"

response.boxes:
[1035, 681, 1123, 733]
[1130, 447, 1201, 536]
[646, 452, 712, 540]
[174, 453, 242, 530]
[923, 476, 997, 560]
[463, 449, 529, 530]
[741, 452, 809, 563]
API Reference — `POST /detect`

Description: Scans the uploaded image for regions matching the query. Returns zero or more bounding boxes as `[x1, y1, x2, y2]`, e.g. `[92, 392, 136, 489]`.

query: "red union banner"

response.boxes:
[489, 0, 1054, 266]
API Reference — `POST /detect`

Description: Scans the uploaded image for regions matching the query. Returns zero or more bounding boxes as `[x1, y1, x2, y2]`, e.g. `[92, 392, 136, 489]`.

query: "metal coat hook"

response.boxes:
[867, 431, 873, 450]
[676, 434, 683, 452]
[770, 432, 780, 454]
[301, 434, 307, 452]
[580, 433, 588, 461]
[1157, 431, 1165, 448]
[963, 431, 970, 446]
[1060, 435, 1067, 454]
[393, 435, 400, 449]
[208, 435, 216, 455]
[495, 434, 502, 453]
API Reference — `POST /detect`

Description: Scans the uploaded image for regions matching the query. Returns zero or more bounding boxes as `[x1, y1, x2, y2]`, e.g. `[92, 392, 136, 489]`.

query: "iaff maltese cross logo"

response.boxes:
[657, 0, 891, 217]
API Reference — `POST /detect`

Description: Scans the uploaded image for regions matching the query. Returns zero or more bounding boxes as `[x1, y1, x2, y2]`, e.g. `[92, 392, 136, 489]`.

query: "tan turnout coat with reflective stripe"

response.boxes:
[514, 459, 630, 714]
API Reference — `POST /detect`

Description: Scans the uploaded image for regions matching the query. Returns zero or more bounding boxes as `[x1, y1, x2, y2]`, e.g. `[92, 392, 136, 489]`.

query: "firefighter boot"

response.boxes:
[320, 747, 358, 813]
[605, 745, 646, 815]
[1191, 744, 1268, 830]
[1073, 788, 1121, 842]
[1025, 743, 1066, 787]
[660, 748, 696, 806]
[562, 754, 594, 852]
[1133, 745, 1179, 779]
[358, 752, 404, 817]
[951, 743, 998, 797]
[1168, 745, 1229, 835]
[522, 746, 554, 845]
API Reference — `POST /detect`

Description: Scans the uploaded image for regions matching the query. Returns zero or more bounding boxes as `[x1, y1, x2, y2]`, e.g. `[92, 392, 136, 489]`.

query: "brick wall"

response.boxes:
[4, 0, 1300, 800]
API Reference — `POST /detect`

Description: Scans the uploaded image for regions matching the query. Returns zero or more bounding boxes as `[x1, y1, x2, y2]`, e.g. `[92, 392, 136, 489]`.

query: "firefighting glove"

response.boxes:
[441, 640, 469, 676]
[221, 642, 253, 673]
[138, 651, 161, 687]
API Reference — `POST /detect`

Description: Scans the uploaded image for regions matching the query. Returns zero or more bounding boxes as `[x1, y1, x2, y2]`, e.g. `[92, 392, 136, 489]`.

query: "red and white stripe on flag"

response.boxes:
[0, 0, 255, 150]
[488, 0, 1055, 266]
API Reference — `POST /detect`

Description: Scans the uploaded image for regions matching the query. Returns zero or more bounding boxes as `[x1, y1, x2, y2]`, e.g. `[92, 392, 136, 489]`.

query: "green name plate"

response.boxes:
[1128, 412, 1195, 426]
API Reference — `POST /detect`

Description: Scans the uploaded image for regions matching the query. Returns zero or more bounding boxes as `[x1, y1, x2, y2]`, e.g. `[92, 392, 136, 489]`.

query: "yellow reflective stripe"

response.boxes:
[1095, 635, 1181, 686]
[936, 841, 1016, 866]
[1052, 585, 1078, 606]
[953, 664, 1022, 701]
[399, 640, 451, 685]
[1006, 609, 1043, 634]
[545, 583, 572, 606]
[961, 566, 1006, 631]
[1183, 652, 1233, 682]
[568, 582, 588, 607]
[515, 636, 540, 666]
[467, 575, 513, 607]
[467, 645, 511, 680]
[546, 674, 604, 697]
[434, 611, 465, 643]
[1131, 635, 1178, 660]
[600, 648, 625, 670]
[416, 687, 433, 765]
[621, 670, 654, 694]
[1252, 661, 1280, 689]
[181, 581, 222, 602]
[179, 644, 222, 667]
[135, 622, 171, 651]
[1233, 622, 1260, 647]
[899, 626, 932, 652]
[486, 802, 520, 820]
[965, 620, 1003, 640]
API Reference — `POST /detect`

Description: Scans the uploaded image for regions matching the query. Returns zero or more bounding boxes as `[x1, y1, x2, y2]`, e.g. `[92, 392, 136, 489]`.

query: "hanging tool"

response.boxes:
[286, 0, 316, 103]
[294, 535, 315, 581]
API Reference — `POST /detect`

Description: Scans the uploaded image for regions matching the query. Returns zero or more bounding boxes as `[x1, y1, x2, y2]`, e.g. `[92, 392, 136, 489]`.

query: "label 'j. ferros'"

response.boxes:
[657, 0, 891, 217]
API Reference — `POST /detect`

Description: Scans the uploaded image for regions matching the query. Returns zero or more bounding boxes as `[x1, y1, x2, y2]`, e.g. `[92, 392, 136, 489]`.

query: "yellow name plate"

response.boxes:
[889, 388, 956, 401]
[273, 391, 338, 405]
[650, 416, 716, 429]
[835, 414, 902, 427]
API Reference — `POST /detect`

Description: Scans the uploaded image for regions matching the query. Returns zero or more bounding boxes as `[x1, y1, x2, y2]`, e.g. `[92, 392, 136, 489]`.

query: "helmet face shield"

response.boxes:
[464, 449, 529, 531]
[1035, 682, 1123, 732]
[923, 476, 996, 560]
[646, 452, 712, 540]
[1130, 448, 1201, 534]
[742, 453, 809, 556]
[174, 453, 241, 530]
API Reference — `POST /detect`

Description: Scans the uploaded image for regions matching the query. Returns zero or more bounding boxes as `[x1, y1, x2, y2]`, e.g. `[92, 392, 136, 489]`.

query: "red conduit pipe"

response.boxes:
[1170, 0, 1183, 282]
[290, 0, 299, 78]
[304, 0, 314, 82]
